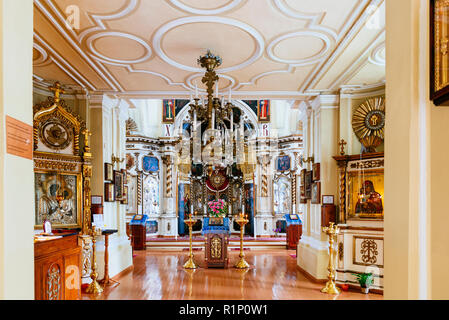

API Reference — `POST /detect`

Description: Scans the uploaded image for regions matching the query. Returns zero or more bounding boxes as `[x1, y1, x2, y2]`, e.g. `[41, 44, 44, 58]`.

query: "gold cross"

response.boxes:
[339, 139, 347, 156]
[49, 82, 65, 103]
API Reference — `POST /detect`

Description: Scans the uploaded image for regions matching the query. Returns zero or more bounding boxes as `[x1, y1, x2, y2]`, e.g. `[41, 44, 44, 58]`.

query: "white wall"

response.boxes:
[129, 99, 163, 138]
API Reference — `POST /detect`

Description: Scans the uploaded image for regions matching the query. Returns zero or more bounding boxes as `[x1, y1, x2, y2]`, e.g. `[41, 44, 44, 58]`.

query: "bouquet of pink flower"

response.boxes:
[208, 199, 227, 217]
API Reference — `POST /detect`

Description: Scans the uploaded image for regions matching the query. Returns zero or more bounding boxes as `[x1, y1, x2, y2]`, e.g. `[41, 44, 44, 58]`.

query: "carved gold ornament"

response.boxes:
[360, 239, 378, 265]
[352, 97, 385, 153]
[33, 82, 85, 155]
[211, 236, 222, 259]
[46, 263, 61, 300]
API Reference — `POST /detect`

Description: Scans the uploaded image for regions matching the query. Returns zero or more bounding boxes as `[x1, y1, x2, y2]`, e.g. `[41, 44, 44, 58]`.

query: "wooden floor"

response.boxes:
[83, 249, 383, 300]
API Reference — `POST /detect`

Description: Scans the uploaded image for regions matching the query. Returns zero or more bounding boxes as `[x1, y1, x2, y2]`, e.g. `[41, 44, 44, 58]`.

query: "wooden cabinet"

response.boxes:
[321, 204, 336, 227]
[131, 224, 146, 250]
[34, 234, 82, 300]
[204, 233, 229, 268]
[286, 224, 302, 250]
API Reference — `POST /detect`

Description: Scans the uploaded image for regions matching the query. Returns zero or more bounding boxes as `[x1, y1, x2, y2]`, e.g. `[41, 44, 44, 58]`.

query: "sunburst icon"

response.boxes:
[352, 97, 385, 153]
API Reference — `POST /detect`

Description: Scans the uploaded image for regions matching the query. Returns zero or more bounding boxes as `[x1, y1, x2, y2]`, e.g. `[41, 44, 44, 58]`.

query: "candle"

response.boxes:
[212, 108, 215, 129]
[230, 111, 233, 136]
[221, 96, 224, 106]
[193, 110, 197, 131]
[228, 89, 232, 101]
[215, 82, 219, 98]
[191, 204, 193, 214]
[242, 205, 245, 215]
[195, 81, 198, 98]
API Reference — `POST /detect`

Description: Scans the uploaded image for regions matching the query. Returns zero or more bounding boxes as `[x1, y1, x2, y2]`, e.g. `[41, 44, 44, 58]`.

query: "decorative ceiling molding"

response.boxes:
[152, 15, 265, 74]
[34, 32, 96, 90]
[266, 30, 335, 66]
[167, 0, 245, 15]
[33, 0, 385, 100]
[33, 42, 52, 67]
[368, 41, 386, 66]
[301, 0, 384, 92]
[35, 0, 124, 91]
[85, 31, 153, 65]
[328, 29, 385, 90]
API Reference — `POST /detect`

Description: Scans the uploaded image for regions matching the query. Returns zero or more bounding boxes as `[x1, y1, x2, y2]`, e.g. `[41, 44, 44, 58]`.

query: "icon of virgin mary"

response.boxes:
[355, 180, 383, 214]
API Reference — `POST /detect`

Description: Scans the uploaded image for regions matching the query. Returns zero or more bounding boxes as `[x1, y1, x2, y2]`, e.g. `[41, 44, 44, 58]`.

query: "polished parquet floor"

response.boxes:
[83, 249, 383, 300]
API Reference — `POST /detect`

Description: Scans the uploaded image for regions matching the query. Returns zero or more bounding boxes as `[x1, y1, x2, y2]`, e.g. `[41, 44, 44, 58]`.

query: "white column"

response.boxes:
[385, 0, 431, 300]
[0, 0, 34, 299]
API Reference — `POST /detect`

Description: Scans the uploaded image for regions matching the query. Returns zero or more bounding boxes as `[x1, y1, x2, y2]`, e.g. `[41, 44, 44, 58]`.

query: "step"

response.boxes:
[146, 238, 288, 251]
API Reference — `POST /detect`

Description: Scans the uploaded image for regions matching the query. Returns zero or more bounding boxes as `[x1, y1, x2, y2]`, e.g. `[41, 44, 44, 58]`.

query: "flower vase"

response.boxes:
[361, 287, 370, 294]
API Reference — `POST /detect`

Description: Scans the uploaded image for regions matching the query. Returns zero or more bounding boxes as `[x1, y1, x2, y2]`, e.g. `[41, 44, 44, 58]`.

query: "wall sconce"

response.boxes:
[111, 153, 124, 165]
[299, 155, 314, 166]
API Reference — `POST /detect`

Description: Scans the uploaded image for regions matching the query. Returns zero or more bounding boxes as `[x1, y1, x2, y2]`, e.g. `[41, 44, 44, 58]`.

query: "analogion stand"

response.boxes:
[100, 229, 119, 287]
[284, 214, 302, 250]
[202, 217, 230, 268]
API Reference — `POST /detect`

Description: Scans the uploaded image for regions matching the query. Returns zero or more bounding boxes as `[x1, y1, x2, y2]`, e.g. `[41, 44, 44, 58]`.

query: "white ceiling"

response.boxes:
[33, 0, 385, 100]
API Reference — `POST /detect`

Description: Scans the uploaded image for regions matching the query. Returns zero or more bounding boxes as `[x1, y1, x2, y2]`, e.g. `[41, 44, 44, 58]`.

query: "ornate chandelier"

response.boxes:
[184, 50, 249, 173]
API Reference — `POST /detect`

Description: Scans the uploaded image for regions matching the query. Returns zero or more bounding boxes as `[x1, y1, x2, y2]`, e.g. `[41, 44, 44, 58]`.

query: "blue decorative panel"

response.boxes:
[277, 155, 291, 171]
[143, 156, 159, 173]
[146, 220, 158, 234]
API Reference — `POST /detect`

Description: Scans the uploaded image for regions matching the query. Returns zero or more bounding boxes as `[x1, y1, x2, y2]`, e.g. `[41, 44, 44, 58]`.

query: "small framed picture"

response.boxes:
[289, 214, 299, 220]
[114, 170, 124, 201]
[300, 169, 306, 185]
[305, 170, 313, 199]
[121, 186, 129, 205]
[322, 195, 335, 205]
[104, 183, 115, 202]
[311, 182, 321, 204]
[91, 195, 103, 205]
[104, 163, 113, 182]
[312, 163, 320, 181]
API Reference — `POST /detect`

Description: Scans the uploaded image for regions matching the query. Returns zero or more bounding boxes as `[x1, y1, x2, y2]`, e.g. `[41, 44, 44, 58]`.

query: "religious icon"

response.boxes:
[35, 172, 80, 228]
[142, 156, 159, 173]
[41, 121, 72, 150]
[163, 99, 176, 123]
[257, 100, 270, 122]
[104, 163, 113, 182]
[305, 170, 313, 199]
[104, 183, 115, 202]
[277, 155, 291, 171]
[312, 163, 320, 181]
[113, 170, 124, 201]
[355, 180, 383, 214]
[311, 182, 321, 204]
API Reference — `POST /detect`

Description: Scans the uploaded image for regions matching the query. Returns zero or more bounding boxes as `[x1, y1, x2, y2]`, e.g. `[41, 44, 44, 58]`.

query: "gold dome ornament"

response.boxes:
[352, 97, 385, 153]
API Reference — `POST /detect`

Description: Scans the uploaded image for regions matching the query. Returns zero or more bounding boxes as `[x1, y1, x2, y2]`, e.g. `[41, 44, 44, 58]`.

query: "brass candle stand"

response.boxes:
[183, 214, 198, 269]
[234, 213, 250, 269]
[321, 222, 340, 295]
[86, 226, 103, 295]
